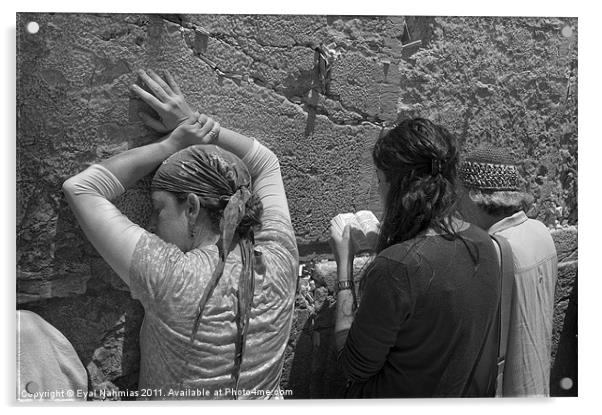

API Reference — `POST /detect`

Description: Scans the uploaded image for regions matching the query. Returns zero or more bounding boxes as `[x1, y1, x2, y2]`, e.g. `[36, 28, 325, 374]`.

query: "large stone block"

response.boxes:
[551, 226, 578, 262]
[552, 260, 577, 359]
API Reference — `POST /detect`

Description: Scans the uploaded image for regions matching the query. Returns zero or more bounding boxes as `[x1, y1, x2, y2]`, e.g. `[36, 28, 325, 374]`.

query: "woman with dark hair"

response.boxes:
[63, 70, 298, 399]
[331, 118, 500, 398]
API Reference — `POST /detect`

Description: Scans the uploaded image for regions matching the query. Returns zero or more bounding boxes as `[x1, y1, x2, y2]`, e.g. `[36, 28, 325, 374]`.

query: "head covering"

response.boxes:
[459, 146, 520, 191]
[152, 145, 256, 392]
[152, 145, 251, 208]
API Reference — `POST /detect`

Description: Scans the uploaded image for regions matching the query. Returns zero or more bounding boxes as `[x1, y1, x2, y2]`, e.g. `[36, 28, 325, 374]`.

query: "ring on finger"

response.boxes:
[208, 129, 218, 142]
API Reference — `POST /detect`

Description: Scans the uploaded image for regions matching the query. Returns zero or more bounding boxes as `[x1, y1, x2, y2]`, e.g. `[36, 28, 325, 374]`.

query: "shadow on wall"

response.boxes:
[283, 292, 347, 399]
[550, 272, 577, 397]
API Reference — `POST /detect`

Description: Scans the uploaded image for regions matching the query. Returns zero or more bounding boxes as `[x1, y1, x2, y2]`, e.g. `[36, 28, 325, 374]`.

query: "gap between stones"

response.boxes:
[159, 15, 394, 130]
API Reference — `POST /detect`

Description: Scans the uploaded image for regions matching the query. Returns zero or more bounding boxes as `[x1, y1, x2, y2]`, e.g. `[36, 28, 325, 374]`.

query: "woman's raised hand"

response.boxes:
[131, 69, 196, 133]
[167, 114, 221, 150]
[329, 215, 357, 269]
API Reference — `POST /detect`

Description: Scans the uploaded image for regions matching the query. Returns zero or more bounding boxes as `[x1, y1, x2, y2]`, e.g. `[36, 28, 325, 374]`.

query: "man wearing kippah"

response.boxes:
[458, 146, 558, 397]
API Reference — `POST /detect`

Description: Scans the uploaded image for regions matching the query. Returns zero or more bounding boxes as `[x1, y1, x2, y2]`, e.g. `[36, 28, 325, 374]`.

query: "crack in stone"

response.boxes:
[159, 15, 394, 130]
[558, 260, 577, 270]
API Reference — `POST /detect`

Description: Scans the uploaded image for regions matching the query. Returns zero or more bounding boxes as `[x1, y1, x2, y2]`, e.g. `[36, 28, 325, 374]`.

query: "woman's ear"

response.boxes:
[186, 193, 202, 223]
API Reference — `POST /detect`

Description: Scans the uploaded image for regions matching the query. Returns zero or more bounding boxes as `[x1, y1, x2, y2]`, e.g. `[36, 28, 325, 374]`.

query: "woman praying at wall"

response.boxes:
[331, 118, 500, 397]
[63, 70, 298, 399]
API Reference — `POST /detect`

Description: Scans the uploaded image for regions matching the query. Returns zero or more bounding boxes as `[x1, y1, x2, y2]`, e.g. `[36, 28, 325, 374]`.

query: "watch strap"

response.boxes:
[337, 280, 353, 292]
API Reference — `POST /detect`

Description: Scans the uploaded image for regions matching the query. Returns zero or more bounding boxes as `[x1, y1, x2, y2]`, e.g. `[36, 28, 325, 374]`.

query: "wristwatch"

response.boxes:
[336, 280, 353, 292]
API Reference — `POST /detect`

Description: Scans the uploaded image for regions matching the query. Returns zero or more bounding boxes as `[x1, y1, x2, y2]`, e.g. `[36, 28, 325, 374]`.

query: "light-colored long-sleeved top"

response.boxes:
[63, 139, 298, 399]
[489, 211, 558, 397]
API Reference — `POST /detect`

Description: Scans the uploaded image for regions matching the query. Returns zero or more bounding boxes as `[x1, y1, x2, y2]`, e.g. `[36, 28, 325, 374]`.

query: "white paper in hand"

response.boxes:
[330, 213, 356, 240]
[330, 210, 380, 253]
[353, 210, 380, 252]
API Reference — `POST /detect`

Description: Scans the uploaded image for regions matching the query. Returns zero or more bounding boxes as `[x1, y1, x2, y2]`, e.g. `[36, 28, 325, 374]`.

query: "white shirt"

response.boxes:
[489, 211, 558, 397]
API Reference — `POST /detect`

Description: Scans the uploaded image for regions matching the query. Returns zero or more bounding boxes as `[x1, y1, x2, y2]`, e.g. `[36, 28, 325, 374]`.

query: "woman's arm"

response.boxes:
[331, 224, 356, 351]
[339, 259, 411, 382]
[63, 165, 142, 286]
[63, 116, 219, 285]
[132, 70, 293, 233]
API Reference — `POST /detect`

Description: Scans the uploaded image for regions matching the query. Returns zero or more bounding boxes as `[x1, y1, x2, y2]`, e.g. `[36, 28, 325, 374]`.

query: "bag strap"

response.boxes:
[490, 233, 515, 395]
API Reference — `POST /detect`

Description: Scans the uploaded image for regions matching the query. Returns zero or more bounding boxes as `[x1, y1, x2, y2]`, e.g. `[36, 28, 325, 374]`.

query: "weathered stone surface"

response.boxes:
[552, 260, 578, 357]
[17, 13, 577, 399]
[551, 226, 578, 262]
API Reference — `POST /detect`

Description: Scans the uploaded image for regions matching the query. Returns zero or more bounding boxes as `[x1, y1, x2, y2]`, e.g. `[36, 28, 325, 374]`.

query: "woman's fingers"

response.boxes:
[163, 70, 182, 95]
[147, 69, 173, 96]
[130, 84, 165, 112]
[342, 224, 352, 242]
[137, 69, 170, 102]
[329, 224, 338, 241]
[138, 112, 169, 133]
[193, 117, 221, 143]
[195, 117, 215, 139]
[208, 121, 221, 141]
[179, 112, 200, 126]
[197, 113, 208, 127]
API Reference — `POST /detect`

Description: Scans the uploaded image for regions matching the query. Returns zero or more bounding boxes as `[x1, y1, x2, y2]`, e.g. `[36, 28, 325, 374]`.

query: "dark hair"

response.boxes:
[372, 117, 462, 252]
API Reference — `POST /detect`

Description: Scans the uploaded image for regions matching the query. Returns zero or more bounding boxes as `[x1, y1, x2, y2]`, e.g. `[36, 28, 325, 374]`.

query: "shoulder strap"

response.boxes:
[490, 233, 515, 395]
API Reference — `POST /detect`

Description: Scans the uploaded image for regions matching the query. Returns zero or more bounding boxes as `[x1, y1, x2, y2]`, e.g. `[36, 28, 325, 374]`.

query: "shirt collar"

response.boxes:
[488, 210, 528, 235]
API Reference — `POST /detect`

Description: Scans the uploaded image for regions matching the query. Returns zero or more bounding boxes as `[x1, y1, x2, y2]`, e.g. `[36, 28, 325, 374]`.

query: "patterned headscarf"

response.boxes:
[458, 146, 520, 191]
[152, 145, 256, 392]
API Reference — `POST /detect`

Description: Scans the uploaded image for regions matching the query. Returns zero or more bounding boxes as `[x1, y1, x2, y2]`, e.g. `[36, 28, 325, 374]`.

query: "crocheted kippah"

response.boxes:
[459, 146, 519, 191]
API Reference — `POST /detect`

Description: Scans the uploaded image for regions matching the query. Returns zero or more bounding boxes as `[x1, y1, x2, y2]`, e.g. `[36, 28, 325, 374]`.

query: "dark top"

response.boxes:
[340, 225, 500, 398]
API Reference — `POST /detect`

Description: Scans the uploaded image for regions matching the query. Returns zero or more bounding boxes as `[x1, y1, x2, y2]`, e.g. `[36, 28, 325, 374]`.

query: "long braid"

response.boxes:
[232, 235, 255, 392]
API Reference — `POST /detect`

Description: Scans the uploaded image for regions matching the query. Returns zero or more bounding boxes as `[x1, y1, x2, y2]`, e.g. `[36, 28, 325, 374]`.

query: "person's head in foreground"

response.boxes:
[372, 117, 461, 252]
[458, 146, 533, 230]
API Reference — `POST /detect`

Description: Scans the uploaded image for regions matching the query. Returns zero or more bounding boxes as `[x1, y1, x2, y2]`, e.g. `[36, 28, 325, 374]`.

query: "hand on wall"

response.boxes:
[131, 69, 196, 133]
[166, 113, 221, 151]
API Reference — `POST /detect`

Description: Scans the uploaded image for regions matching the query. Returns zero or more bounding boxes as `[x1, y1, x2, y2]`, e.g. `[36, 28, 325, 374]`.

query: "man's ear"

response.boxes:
[186, 193, 202, 223]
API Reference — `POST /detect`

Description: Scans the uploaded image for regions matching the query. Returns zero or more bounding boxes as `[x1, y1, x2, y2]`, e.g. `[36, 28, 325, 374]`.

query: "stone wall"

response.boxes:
[16, 14, 577, 399]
